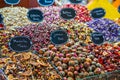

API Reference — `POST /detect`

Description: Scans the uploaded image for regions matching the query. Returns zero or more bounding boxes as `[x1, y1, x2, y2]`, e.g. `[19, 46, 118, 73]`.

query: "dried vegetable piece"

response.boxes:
[4, 52, 62, 80]
[63, 4, 92, 22]
[16, 24, 56, 51]
[38, 40, 105, 80]
[0, 7, 32, 30]
[86, 43, 120, 72]
[87, 18, 120, 42]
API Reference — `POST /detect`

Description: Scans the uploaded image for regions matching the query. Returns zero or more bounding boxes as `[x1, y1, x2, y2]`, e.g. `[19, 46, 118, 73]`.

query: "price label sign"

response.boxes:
[90, 8, 106, 19]
[60, 8, 76, 20]
[27, 9, 44, 23]
[4, 0, 20, 5]
[50, 30, 69, 45]
[69, 0, 82, 4]
[0, 14, 3, 23]
[37, 0, 54, 6]
[91, 32, 104, 45]
[9, 36, 32, 52]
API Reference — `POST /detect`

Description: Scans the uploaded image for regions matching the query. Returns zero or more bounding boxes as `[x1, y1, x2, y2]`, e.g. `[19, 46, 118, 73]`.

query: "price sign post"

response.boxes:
[4, 0, 20, 5]
[91, 32, 104, 45]
[27, 9, 44, 23]
[69, 0, 82, 4]
[60, 8, 76, 20]
[37, 0, 55, 6]
[9, 36, 32, 52]
[50, 30, 69, 45]
[4, 0, 20, 7]
[90, 8, 106, 19]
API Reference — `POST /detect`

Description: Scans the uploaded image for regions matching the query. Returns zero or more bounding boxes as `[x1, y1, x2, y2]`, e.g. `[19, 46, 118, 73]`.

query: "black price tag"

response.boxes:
[69, 0, 82, 4]
[0, 14, 3, 23]
[37, 0, 54, 6]
[4, 0, 20, 5]
[118, 6, 120, 13]
[60, 8, 76, 20]
[9, 36, 32, 52]
[90, 8, 106, 19]
[50, 30, 69, 45]
[27, 9, 44, 23]
[91, 32, 104, 45]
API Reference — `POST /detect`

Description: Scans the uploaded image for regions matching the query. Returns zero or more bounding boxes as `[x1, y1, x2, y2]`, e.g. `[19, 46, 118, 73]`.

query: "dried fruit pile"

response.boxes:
[16, 24, 56, 51]
[38, 40, 106, 79]
[35, 4, 92, 26]
[4, 52, 61, 80]
[87, 18, 120, 42]
[59, 22, 94, 44]
[86, 43, 120, 72]
[63, 4, 92, 22]
[35, 6, 63, 27]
